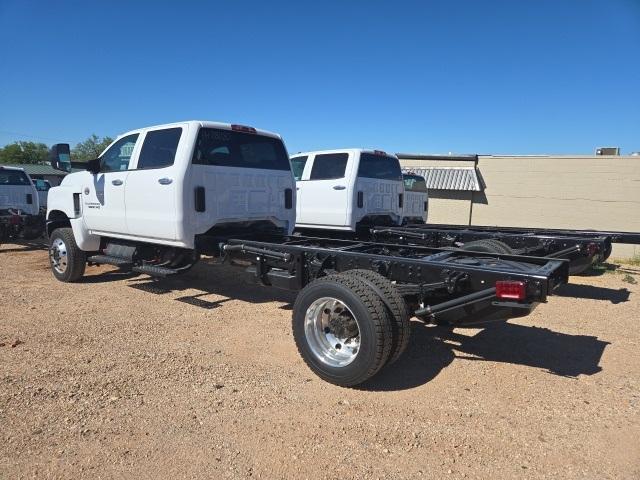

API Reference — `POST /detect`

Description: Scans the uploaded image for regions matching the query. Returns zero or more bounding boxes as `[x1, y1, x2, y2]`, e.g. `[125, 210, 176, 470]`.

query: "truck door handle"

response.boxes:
[111, 179, 123, 186]
[333, 185, 346, 190]
[158, 178, 173, 185]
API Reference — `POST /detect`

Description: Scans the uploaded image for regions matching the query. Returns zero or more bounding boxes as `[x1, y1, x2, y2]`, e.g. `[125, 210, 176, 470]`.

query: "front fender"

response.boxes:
[47, 185, 100, 251]
[46, 185, 82, 220]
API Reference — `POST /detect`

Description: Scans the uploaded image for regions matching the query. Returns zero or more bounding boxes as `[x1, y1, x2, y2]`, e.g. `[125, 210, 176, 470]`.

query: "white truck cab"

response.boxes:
[0, 166, 44, 242]
[401, 172, 428, 224]
[0, 166, 40, 215]
[291, 149, 404, 232]
[46, 120, 296, 281]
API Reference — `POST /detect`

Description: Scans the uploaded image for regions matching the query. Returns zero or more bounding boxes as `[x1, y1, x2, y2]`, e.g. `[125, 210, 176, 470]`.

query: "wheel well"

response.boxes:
[46, 210, 71, 237]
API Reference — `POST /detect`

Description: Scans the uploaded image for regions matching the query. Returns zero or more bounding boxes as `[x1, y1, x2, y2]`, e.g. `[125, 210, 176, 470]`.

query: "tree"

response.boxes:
[0, 141, 49, 164]
[71, 134, 113, 161]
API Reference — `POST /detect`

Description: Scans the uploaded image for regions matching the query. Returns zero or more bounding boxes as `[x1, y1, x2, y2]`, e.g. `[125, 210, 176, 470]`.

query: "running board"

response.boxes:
[87, 254, 133, 269]
[131, 264, 178, 278]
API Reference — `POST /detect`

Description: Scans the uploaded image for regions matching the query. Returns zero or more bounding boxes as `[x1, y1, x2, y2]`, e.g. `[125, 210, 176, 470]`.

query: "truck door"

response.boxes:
[82, 134, 139, 235]
[125, 127, 183, 241]
[296, 152, 352, 228]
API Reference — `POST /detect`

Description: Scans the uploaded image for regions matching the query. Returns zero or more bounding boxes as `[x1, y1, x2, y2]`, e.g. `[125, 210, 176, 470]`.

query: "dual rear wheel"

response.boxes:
[292, 271, 410, 387]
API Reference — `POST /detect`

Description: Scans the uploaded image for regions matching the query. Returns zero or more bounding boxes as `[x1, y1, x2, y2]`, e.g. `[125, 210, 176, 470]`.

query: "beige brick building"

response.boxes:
[398, 153, 640, 259]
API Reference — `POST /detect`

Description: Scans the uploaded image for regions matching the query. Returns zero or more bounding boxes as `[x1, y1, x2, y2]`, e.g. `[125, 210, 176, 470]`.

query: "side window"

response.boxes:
[34, 179, 50, 191]
[309, 153, 349, 180]
[101, 134, 139, 173]
[290, 156, 307, 180]
[137, 128, 183, 169]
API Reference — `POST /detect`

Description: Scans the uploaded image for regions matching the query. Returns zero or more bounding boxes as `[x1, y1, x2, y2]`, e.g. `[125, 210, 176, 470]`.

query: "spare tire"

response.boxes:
[461, 239, 513, 254]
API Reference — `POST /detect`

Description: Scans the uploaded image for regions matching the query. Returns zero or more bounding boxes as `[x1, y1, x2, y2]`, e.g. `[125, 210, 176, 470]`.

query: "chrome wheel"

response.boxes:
[50, 237, 68, 274]
[304, 297, 361, 367]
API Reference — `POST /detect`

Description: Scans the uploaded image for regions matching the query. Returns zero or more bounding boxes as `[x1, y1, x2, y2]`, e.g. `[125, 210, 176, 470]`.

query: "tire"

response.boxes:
[461, 239, 513, 254]
[48, 227, 86, 282]
[484, 239, 513, 254]
[292, 274, 393, 387]
[343, 269, 411, 364]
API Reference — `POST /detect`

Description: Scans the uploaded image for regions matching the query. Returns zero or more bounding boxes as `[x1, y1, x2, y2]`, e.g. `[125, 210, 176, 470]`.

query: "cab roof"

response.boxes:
[290, 148, 397, 159]
[116, 120, 282, 141]
[0, 165, 26, 172]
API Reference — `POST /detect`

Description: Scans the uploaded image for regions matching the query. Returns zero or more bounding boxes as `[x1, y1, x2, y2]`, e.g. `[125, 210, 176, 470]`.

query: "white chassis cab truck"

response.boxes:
[401, 172, 428, 224]
[290, 149, 404, 233]
[46, 121, 296, 281]
[45, 122, 574, 388]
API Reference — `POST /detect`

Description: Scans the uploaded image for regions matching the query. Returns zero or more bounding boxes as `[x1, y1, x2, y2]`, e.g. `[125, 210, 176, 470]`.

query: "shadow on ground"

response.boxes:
[362, 321, 609, 392]
[0, 241, 47, 253]
[582, 263, 620, 277]
[77, 260, 610, 392]
[124, 261, 297, 308]
[554, 283, 630, 303]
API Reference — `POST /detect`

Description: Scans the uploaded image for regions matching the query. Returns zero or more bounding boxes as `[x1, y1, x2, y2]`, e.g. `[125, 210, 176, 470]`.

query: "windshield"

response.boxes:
[403, 174, 428, 192]
[193, 128, 291, 171]
[0, 170, 31, 186]
[358, 153, 402, 181]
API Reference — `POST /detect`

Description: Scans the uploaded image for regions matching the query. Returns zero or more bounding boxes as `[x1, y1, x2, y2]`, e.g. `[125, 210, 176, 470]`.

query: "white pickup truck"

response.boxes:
[46, 120, 296, 281]
[290, 149, 404, 233]
[0, 165, 44, 242]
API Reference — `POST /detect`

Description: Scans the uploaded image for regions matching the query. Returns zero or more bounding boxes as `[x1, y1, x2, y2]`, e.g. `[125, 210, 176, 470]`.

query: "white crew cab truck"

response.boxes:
[46, 121, 295, 281]
[290, 149, 404, 233]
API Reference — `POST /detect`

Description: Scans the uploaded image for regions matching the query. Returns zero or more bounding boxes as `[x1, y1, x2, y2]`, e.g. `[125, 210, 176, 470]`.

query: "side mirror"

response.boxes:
[86, 158, 100, 174]
[48, 143, 72, 173]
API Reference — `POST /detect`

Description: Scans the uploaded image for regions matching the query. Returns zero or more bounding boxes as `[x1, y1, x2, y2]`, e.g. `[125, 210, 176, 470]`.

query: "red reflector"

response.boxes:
[586, 242, 598, 256]
[495, 280, 526, 301]
[231, 124, 257, 134]
[373, 149, 387, 156]
[10, 215, 22, 225]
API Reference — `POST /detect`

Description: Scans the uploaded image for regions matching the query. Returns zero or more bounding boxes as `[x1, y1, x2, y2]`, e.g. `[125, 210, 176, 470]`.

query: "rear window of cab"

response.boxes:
[0, 169, 31, 186]
[193, 128, 290, 171]
[358, 153, 402, 181]
[403, 174, 428, 192]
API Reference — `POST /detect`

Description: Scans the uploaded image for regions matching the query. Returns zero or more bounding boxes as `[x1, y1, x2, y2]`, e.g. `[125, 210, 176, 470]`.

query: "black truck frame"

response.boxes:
[213, 234, 570, 385]
[221, 235, 568, 311]
[73, 231, 572, 387]
[369, 223, 640, 275]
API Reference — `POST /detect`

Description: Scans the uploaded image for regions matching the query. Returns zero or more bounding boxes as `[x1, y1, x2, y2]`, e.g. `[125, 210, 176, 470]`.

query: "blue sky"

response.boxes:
[1, 0, 639, 155]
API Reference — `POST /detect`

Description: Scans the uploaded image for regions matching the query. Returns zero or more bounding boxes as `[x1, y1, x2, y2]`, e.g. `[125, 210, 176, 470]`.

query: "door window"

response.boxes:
[290, 156, 308, 180]
[309, 153, 349, 180]
[100, 134, 139, 172]
[137, 128, 182, 169]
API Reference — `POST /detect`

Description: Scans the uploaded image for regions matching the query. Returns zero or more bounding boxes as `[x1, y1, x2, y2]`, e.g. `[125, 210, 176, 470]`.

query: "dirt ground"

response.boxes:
[1, 242, 639, 480]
